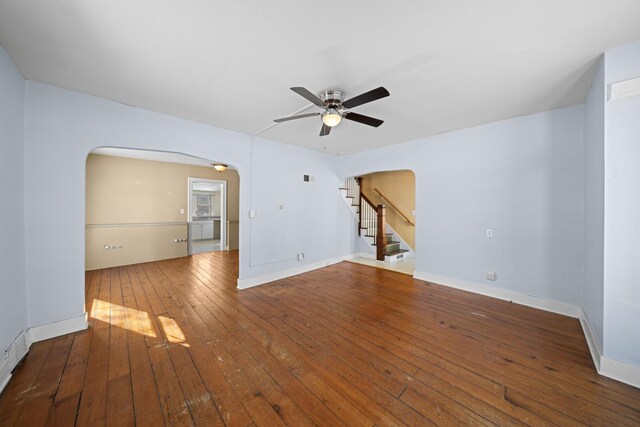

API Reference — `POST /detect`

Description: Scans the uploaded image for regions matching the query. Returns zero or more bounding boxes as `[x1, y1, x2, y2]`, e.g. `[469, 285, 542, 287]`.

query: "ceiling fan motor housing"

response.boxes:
[320, 90, 344, 107]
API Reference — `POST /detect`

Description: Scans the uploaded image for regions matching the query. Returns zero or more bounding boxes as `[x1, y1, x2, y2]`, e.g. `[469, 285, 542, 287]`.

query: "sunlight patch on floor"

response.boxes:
[158, 315, 190, 347]
[90, 299, 156, 337]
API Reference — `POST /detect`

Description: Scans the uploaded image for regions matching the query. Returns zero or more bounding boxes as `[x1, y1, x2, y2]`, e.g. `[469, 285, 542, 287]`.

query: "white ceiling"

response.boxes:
[1, 1, 639, 155]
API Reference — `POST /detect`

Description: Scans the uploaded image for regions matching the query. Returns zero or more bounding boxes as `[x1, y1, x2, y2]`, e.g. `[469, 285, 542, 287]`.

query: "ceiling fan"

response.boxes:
[274, 86, 390, 136]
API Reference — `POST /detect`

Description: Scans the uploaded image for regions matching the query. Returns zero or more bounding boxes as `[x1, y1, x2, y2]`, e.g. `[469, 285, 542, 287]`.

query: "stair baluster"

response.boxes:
[342, 177, 409, 263]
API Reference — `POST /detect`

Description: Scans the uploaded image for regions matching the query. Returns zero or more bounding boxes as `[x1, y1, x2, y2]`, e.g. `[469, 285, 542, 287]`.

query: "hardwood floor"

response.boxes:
[1, 251, 639, 426]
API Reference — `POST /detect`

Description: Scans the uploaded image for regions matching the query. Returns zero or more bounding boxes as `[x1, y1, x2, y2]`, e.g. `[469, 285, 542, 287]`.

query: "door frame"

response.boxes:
[187, 177, 227, 255]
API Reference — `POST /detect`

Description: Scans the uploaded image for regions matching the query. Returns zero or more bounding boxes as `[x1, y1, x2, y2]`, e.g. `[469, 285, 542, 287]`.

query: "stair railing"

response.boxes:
[375, 203, 387, 261]
[373, 188, 415, 226]
[345, 177, 386, 261]
[344, 176, 359, 198]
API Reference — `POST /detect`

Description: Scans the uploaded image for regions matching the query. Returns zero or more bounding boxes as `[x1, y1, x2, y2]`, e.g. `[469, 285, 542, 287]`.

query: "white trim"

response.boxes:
[578, 308, 602, 371]
[237, 255, 355, 289]
[86, 222, 187, 228]
[0, 331, 30, 394]
[0, 364, 11, 394]
[413, 271, 640, 389]
[0, 313, 88, 393]
[578, 310, 640, 389]
[188, 177, 227, 256]
[412, 271, 581, 317]
[357, 252, 376, 260]
[27, 313, 88, 343]
[600, 356, 640, 389]
[608, 76, 640, 101]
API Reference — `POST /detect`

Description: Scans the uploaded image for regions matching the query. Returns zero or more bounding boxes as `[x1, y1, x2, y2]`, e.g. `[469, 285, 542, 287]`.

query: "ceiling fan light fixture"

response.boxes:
[322, 109, 342, 127]
[212, 163, 228, 172]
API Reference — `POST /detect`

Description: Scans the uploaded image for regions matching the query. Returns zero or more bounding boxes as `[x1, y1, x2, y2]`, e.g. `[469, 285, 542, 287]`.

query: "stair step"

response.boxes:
[385, 242, 401, 252]
[385, 249, 409, 256]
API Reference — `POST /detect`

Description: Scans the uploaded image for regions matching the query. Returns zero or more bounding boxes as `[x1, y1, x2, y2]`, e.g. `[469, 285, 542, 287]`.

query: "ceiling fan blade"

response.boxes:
[341, 86, 390, 109]
[320, 123, 331, 136]
[273, 112, 321, 123]
[343, 112, 384, 127]
[291, 87, 324, 107]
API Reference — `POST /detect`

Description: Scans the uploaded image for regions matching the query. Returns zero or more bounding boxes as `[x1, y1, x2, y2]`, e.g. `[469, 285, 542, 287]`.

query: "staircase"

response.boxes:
[340, 177, 411, 262]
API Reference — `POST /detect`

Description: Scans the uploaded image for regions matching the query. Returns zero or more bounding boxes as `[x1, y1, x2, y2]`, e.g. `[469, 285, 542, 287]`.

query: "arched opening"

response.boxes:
[340, 170, 416, 275]
[84, 147, 242, 322]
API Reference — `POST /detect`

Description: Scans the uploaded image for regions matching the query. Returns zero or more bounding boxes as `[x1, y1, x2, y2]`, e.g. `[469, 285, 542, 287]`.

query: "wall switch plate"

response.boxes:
[249, 210, 256, 218]
[298, 253, 304, 261]
[486, 229, 493, 238]
[180, 208, 184, 214]
[486, 272, 496, 281]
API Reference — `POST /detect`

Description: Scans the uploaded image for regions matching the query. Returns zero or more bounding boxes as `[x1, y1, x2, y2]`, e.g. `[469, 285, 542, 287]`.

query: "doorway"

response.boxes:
[188, 177, 227, 255]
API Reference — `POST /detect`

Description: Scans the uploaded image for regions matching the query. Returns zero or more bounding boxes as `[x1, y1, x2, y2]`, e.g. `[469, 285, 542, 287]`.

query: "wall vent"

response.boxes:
[608, 76, 640, 101]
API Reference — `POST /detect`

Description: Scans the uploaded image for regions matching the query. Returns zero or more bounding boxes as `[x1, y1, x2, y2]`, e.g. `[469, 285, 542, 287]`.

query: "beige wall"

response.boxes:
[86, 154, 240, 270]
[361, 170, 415, 249]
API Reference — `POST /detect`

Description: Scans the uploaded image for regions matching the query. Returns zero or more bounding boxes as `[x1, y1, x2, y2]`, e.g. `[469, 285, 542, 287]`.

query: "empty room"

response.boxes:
[1, 1, 640, 426]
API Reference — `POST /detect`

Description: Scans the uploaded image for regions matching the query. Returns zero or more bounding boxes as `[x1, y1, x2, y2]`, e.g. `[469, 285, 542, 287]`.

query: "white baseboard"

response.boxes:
[0, 331, 30, 394]
[237, 255, 356, 289]
[578, 309, 640, 389]
[27, 313, 88, 343]
[600, 356, 640, 389]
[0, 312, 88, 393]
[412, 271, 581, 318]
[413, 270, 640, 389]
[578, 308, 602, 371]
[357, 252, 376, 260]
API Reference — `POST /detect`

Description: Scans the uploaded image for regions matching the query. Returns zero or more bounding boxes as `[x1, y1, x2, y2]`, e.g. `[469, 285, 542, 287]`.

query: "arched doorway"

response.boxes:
[340, 170, 416, 275]
[85, 147, 241, 275]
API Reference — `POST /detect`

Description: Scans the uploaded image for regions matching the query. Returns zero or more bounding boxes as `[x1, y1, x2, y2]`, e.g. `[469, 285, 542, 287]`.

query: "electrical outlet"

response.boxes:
[249, 210, 256, 218]
[486, 229, 493, 238]
[298, 253, 304, 261]
[486, 272, 496, 281]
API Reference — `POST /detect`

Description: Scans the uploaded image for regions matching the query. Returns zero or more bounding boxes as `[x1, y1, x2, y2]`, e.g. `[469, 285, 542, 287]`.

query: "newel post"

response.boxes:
[376, 204, 386, 261]
[356, 177, 364, 236]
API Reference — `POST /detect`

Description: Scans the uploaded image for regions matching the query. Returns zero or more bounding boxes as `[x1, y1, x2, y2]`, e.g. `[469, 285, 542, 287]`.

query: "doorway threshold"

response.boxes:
[346, 257, 415, 276]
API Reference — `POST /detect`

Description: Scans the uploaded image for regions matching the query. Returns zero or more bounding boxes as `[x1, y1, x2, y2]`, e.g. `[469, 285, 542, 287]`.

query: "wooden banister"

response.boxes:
[376, 205, 386, 261]
[360, 192, 377, 210]
[357, 177, 363, 236]
[373, 188, 415, 226]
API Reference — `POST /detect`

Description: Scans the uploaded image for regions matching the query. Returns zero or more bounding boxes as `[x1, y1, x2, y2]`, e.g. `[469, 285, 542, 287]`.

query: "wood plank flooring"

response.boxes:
[1, 250, 639, 426]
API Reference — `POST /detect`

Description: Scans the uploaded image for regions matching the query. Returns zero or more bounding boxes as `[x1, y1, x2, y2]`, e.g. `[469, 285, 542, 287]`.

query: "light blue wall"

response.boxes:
[0, 45, 27, 353]
[603, 41, 640, 366]
[23, 82, 356, 328]
[582, 56, 605, 351]
[5, 35, 640, 373]
[339, 106, 585, 305]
